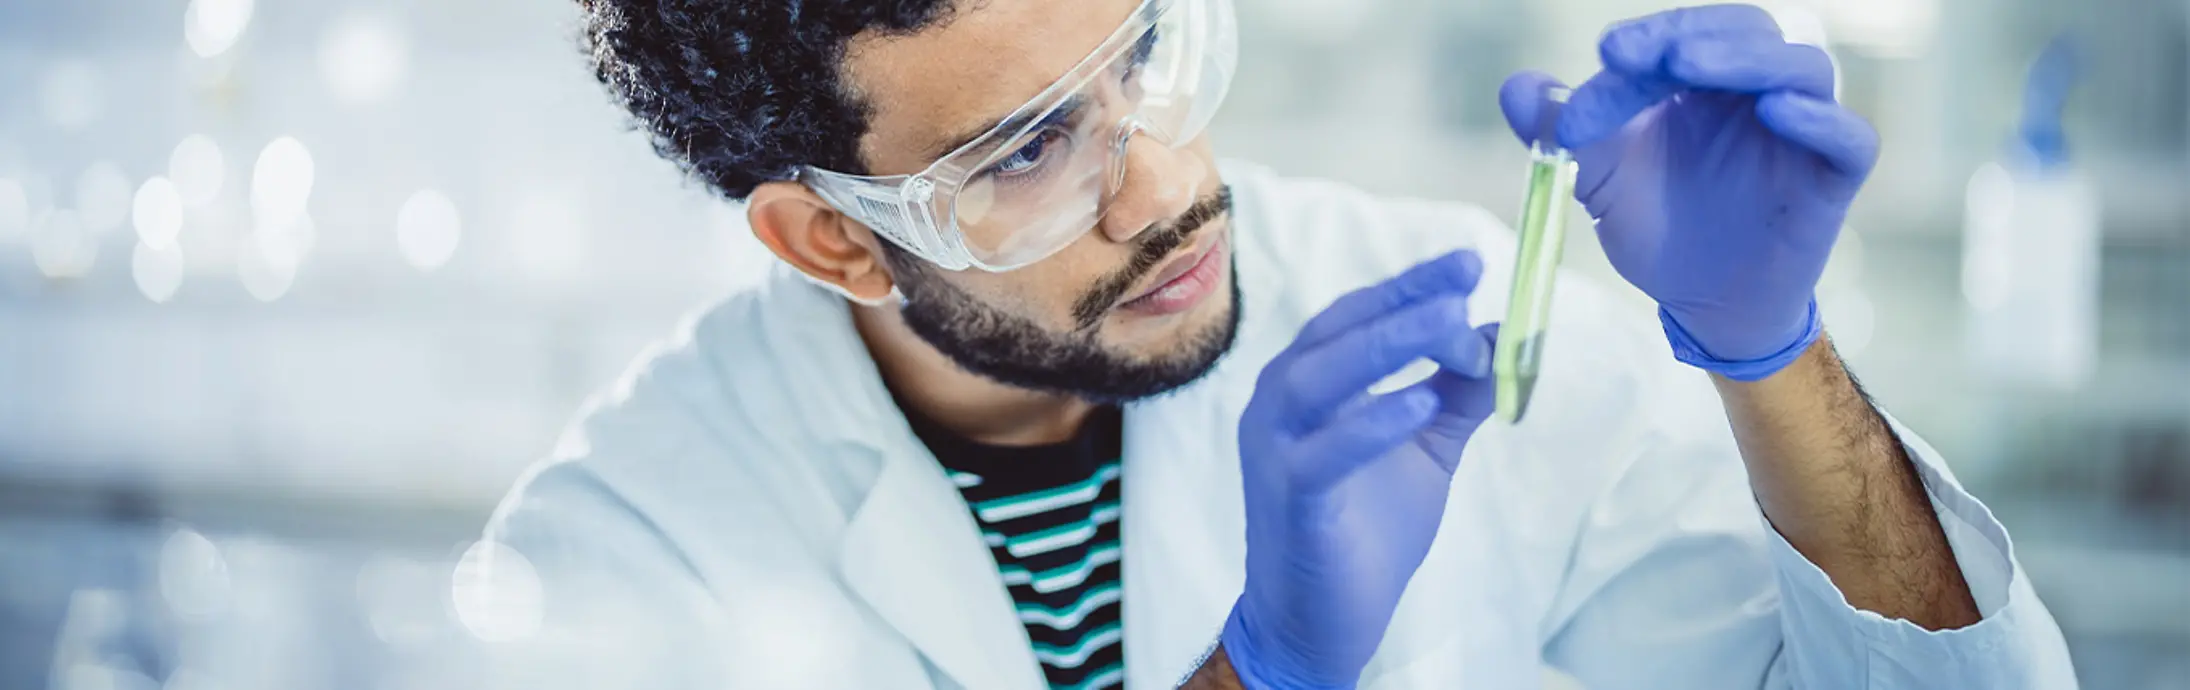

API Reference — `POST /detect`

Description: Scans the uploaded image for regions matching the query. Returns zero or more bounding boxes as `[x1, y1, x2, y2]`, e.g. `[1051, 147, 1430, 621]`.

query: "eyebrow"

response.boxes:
[918, 0, 1167, 164]
[922, 92, 1090, 165]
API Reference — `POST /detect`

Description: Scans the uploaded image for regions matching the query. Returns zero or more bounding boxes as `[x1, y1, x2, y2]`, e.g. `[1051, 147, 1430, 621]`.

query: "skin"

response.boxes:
[1715, 338, 1981, 629]
[1182, 645, 1243, 689]
[741, 0, 1977, 684]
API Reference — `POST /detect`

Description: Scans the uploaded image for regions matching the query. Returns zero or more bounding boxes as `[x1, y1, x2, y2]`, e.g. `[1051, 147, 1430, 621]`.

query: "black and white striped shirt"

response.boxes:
[902, 403, 1125, 690]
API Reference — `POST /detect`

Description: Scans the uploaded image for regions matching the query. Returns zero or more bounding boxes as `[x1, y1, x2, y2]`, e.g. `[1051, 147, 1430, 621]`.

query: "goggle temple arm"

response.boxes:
[799, 169, 971, 271]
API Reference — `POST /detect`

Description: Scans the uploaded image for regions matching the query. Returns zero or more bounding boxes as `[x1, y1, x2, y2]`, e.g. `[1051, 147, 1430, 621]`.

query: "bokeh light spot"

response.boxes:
[396, 189, 461, 271]
[320, 12, 410, 105]
[251, 137, 315, 230]
[134, 176, 185, 250]
[450, 540, 543, 643]
[185, 0, 255, 58]
[31, 210, 97, 278]
[256, 215, 316, 273]
[236, 228, 296, 302]
[169, 135, 226, 207]
[133, 241, 187, 304]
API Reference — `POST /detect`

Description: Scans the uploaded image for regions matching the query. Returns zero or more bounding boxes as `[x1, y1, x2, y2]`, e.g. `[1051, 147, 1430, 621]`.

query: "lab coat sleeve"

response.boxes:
[1759, 415, 2078, 688]
[476, 460, 737, 689]
[1538, 363, 2078, 688]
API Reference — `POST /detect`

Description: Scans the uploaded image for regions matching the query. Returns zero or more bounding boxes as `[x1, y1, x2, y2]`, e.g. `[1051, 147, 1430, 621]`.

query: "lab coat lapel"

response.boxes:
[1119, 388, 1250, 688]
[760, 270, 1043, 690]
[837, 446, 1046, 690]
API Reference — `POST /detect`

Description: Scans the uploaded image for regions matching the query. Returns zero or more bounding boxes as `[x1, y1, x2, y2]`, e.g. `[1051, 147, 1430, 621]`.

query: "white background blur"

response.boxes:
[0, 0, 2185, 688]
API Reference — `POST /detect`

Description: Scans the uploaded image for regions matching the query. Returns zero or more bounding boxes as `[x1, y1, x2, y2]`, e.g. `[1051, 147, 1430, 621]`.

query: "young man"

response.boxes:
[482, 0, 2077, 687]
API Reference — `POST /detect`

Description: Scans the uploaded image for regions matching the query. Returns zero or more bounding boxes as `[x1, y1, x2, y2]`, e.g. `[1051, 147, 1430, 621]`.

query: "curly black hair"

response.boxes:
[577, 0, 960, 200]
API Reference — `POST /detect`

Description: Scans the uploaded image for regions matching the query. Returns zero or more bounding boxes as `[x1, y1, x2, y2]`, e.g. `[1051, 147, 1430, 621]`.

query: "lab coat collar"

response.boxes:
[767, 270, 1046, 690]
[837, 444, 1048, 690]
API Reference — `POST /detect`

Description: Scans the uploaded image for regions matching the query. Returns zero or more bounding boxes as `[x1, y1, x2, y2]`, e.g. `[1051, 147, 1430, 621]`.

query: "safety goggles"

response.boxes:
[799, 0, 1238, 272]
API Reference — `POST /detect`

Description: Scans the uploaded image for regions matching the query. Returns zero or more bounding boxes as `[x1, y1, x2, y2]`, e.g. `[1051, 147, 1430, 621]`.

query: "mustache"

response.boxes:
[1070, 185, 1235, 331]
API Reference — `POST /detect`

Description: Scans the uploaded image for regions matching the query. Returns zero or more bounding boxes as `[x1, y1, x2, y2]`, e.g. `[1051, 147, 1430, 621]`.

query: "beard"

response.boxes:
[887, 187, 1241, 403]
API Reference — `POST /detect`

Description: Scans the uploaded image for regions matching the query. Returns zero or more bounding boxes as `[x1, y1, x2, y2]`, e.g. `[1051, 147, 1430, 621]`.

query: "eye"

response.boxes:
[1133, 28, 1158, 67]
[989, 128, 1064, 177]
[1120, 29, 1157, 84]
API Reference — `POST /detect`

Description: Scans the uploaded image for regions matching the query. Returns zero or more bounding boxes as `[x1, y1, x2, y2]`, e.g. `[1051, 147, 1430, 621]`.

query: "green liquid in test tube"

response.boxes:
[1494, 88, 1576, 424]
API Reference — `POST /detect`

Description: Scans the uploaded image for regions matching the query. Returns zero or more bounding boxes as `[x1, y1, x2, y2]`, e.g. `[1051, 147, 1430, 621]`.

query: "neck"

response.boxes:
[853, 302, 1098, 447]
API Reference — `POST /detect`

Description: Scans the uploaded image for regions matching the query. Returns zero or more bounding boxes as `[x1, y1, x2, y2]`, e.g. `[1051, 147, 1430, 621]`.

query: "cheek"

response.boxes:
[950, 255, 1112, 328]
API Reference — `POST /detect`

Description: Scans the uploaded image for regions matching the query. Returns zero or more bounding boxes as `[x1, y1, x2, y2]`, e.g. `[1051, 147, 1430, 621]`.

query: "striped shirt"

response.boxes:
[901, 403, 1125, 690]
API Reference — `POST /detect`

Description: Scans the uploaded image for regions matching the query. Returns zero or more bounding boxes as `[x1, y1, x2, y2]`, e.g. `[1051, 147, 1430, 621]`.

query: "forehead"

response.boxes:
[844, 0, 1140, 176]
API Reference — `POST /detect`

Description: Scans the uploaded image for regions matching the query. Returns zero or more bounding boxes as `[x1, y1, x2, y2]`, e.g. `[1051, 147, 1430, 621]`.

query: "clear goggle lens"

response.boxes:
[947, 0, 1232, 269]
[803, 0, 1236, 272]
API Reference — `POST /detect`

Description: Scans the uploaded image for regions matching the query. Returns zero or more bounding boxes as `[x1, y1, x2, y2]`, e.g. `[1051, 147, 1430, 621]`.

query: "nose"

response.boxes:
[1096, 121, 1206, 245]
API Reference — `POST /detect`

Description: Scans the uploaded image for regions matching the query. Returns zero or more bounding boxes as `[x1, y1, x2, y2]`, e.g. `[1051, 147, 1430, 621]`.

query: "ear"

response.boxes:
[748, 180, 898, 303]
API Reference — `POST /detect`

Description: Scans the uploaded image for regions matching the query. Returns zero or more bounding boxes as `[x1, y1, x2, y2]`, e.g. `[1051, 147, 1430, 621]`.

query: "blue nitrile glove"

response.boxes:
[1222, 251, 1499, 689]
[1497, 4, 1881, 380]
[2016, 36, 2079, 170]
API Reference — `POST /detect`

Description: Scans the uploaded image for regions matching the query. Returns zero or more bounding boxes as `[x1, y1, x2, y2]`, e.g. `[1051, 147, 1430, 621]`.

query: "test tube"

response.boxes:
[1494, 88, 1575, 424]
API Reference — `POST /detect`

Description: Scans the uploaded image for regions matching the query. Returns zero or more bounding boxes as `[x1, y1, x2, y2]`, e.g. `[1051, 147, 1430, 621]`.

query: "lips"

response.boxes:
[1115, 233, 1227, 318]
[1121, 236, 1219, 307]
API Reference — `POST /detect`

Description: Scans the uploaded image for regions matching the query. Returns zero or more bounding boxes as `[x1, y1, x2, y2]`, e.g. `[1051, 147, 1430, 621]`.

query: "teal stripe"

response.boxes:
[980, 500, 1117, 546]
[997, 542, 1121, 593]
[1003, 500, 1120, 558]
[1055, 661, 1124, 690]
[1031, 620, 1122, 668]
[972, 462, 1120, 522]
[1018, 581, 1121, 629]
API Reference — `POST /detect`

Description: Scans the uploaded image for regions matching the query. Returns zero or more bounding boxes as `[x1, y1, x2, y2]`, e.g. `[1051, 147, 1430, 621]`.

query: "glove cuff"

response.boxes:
[1660, 300, 1823, 382]
[1220, 602, 1357, 690]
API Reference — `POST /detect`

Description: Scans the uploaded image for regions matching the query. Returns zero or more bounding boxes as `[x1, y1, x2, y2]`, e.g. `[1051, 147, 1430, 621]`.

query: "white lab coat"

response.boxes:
[482, 161, 2077, 689]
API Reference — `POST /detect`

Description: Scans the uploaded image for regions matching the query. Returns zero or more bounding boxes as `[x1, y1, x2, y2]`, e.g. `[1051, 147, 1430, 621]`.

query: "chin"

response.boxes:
[1114, 256, 1242, 372]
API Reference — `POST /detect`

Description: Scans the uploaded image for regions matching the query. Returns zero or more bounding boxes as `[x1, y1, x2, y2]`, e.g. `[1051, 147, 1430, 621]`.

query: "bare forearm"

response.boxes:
[1179, 644, 1244, 689]
[1712, 336, 1980, 630]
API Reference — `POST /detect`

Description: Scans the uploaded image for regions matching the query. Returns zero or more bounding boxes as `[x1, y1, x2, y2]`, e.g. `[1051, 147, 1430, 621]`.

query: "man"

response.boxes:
[482, 0, 2077, 687]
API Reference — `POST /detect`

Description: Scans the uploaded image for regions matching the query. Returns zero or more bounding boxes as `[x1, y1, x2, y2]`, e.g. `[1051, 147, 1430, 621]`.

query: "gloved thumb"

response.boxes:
[1498, 72, 1569, 148]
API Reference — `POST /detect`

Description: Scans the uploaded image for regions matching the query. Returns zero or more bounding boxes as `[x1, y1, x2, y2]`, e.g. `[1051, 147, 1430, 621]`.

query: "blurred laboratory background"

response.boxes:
[0, 0, 2183, 688]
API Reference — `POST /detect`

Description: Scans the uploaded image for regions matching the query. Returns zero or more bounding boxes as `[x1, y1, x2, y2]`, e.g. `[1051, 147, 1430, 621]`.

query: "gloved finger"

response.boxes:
[1287, 386, 1440, 492]
[1427, 323, 1500, 413]
[1414, 325, 1502, 471]
[1557, 68, 1679, 151]
[1667, 37, 1836, 101]
[1598, 4, 1783, 76]
[1498, 72, 1570, 147]
[1289, 250, 1482, 351]
[1563, 4, 1786, 149]
[1755, 91, 1881, 185]
[1280, 296, 1486, 433]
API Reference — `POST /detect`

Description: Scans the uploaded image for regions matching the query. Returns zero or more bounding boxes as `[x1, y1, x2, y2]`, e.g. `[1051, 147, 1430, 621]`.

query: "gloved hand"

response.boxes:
[1222, 251, 1499, 689]
[1497, 4, 1880, 379]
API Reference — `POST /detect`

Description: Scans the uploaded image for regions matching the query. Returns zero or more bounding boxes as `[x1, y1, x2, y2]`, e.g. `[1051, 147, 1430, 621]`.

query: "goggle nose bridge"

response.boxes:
[1106, 114, 1152, 200]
